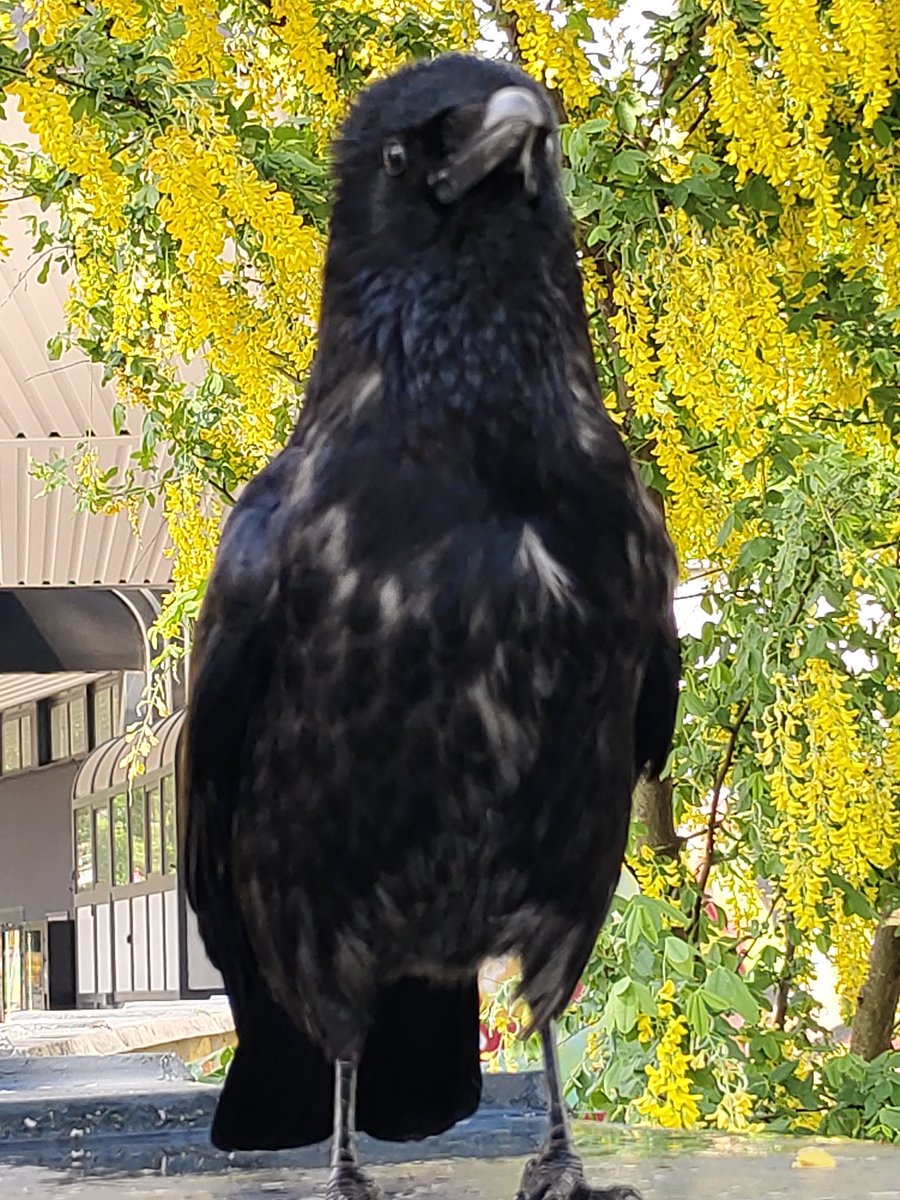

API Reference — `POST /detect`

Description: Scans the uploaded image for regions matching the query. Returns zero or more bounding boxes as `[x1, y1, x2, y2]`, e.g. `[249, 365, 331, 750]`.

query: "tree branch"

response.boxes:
[0, 60, 155, 118]
[850, 915, 900, 1059]
[773, 917, 796, 1030]
[689, 695, 752, 937]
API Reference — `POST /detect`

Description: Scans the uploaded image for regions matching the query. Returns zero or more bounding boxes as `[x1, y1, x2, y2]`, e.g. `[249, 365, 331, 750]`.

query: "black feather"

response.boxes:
[182, 52, 678, 1150]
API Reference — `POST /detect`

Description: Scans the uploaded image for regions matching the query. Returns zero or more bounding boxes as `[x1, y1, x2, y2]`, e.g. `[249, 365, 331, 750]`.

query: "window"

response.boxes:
[50, 703, 69, 760]
[162, 774, 177, 874]
[70, 698, 87, 755]
[130, 789, 146, 883]
[75, 808, 94, 891]
[148, 784, 163, 875]
[49, 691, 88, 760]
[91, 680, 121, 746]
[112, 793, 129, 887]
[1, 709, 35, 774]
[21, 714, 33, 768]
[94, 806, 111, 886]
[2, 719, 20, 773]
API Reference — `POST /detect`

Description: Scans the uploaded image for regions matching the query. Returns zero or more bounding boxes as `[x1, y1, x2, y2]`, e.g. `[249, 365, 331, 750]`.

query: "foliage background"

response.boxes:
[1, 0, 898, 1142]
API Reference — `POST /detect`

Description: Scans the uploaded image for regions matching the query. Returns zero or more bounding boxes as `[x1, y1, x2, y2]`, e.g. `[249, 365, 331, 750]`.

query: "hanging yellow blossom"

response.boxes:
[830, 0, 893, 125]
[634, 1015, 702, 1129]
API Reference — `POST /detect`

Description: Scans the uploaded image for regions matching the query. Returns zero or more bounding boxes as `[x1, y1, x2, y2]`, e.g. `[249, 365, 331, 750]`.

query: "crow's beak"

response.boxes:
[429, 87, 548, 205]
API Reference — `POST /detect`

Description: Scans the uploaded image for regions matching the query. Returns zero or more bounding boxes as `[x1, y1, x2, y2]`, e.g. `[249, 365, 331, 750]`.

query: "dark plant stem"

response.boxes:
[689, 696, 752, 938]
[773, 918, 796, 1030]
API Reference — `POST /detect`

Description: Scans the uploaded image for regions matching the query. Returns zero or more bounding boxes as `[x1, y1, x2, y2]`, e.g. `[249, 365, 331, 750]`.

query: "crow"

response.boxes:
[182, 52, 679, 1200]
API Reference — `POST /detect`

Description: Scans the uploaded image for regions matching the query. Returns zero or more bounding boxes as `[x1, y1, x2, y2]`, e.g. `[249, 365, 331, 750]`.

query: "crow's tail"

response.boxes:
[211, 976, 331, 1151]
[210, 975, 482, 1151]
[358, 976, 482, 1141]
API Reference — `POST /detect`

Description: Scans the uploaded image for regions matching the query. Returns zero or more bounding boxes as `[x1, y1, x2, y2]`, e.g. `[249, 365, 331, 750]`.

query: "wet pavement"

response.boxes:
[1, 1057, 898, 1199]
[1, 1127, 899, 1199]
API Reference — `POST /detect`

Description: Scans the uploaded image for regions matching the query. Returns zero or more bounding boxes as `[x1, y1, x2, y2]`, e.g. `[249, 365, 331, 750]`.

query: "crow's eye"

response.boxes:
[383, 139, 407, 177]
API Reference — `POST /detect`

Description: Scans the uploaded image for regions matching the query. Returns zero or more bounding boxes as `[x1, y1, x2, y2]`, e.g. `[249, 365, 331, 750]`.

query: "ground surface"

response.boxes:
[1, 1048, 897, 1198]
[1, 1129, 899, 1199]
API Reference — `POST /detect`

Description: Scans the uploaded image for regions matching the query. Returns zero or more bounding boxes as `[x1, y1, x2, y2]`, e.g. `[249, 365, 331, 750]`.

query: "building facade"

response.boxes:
[0, 670, 130, 1013]
[0, 662, 220, 1014]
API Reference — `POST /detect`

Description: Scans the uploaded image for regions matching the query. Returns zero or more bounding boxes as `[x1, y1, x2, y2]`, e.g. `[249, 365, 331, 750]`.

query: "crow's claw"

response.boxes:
[326, 1164, 383, 1200]
[516, 1147, 642, 1200]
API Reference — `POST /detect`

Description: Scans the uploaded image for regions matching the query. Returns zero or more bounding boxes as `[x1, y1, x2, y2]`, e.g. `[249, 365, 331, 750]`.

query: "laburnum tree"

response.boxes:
[1, 0, 898, 1142]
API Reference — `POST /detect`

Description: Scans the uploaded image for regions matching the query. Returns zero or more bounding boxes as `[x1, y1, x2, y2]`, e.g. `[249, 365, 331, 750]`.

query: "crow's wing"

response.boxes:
[634, 614, 681, 782]
[181, 451, 296, 999]
[181, 444, 482, 1150]
[179, 450, 337, 1150]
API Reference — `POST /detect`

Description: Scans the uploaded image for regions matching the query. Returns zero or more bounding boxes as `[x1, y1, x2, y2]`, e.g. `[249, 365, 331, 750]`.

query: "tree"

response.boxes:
[1, 0, 898, 1140]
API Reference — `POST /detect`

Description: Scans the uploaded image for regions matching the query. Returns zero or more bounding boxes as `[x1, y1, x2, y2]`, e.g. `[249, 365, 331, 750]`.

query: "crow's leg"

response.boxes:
[326, 1060, 382, 1200]
[516, 1024, 642, 1200]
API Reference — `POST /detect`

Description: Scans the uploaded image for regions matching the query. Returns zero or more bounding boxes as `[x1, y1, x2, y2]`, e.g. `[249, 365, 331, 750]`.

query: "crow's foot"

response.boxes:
[516, 1146, 642, 1200]
[326, 1164, 382, 1200]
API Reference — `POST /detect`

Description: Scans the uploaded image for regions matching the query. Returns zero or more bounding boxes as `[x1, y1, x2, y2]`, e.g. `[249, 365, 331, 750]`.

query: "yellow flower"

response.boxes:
[12, 83, 129, 234]
[103, 0, 147, 43]
[636, 1013, 654, 1044]
[765, 659, 899, 1005]
[502, 0, 595, 117]
[831, 0, 893, 126]
[634, 1015, 701, 1130]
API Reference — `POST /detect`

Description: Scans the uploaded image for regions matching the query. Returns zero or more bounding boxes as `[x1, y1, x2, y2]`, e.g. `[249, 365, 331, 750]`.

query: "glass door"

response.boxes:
[23, 925, 46, 1010]
[1, 927, 23, 1014]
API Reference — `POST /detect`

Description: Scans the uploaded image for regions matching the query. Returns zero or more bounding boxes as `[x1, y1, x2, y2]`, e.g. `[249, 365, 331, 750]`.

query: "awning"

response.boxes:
[0, 588, 162, 673]
[0, 101, 173, 590]
[73, 709, 186, 801]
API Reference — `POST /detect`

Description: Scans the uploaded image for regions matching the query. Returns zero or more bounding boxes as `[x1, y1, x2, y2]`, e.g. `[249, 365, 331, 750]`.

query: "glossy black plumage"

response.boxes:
[181, 53, 679, 1154]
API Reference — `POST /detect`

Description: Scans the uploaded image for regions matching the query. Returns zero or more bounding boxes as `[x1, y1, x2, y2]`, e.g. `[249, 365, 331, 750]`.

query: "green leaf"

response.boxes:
[614, 98, 638, 136]
[680, 690, 707, 717]
[824, 871, 879, 921]
[611, 148, 647, 177]
[605, 979, 639, 1035]
[578, 118, 611, 136]
[872, 118, 892, 147]
[740, 174, 782, 213]
[737, 535, 778, 570]
[684, 988, 712, 1038]
[704, 965, 760, 1024]
[664, 935, 694, 977]
[69, 92, 96, 123]
[47, 335, 63, 361]
[770, 1060, 798, 1085]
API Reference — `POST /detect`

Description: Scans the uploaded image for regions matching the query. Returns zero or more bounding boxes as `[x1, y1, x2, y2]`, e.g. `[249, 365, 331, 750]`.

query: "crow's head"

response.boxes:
[330, 54, 564, 265]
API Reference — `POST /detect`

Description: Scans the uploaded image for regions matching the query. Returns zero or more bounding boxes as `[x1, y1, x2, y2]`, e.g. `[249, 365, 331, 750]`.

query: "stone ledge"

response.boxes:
[0, 1058, 546, 1168]
[0, 1001, 234, 1058]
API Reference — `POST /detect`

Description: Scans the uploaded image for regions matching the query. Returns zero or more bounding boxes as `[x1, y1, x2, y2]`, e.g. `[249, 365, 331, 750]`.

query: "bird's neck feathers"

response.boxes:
[308, 221, 594, 437]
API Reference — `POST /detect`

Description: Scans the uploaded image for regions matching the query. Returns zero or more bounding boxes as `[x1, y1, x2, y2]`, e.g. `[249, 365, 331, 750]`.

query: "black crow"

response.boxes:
[182, 52, 678, 1200]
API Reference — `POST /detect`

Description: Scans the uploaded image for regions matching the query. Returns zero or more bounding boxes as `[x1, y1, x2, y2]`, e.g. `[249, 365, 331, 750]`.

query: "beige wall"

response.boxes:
[0, 761, 77, 922]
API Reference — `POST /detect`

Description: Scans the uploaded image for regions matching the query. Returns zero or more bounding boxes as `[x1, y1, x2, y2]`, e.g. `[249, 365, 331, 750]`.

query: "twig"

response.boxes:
[773, 919, 796, 1030]
[735, 891, 782, 965]
[0, 61, 155, 118]
[689, 695, 752, 938]
[684, 86, 712, 140]
[659, 12, 713, 99]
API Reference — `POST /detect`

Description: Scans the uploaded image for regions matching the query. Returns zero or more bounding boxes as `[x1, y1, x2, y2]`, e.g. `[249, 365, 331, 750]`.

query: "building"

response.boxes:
[0, 658, 152, 1012]
[0, 155, 221, 1016]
